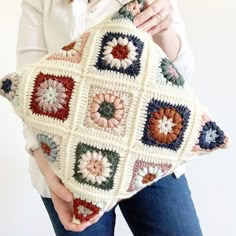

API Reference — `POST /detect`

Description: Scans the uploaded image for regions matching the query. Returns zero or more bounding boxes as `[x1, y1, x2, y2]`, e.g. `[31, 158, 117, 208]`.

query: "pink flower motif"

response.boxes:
[168, 65, 179, 79]
[90, 93, 125, 128]
[126, 1, 141, 17]
[78, 150, 112, 185]
[35, 79, 67, 113]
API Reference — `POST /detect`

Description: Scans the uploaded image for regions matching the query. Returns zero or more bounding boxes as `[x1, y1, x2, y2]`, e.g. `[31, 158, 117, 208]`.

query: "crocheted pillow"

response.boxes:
[0, 0, 229, 225]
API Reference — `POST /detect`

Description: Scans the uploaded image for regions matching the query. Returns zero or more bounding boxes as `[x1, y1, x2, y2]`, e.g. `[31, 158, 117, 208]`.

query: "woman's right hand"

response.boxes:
[32, 148, 101, 232]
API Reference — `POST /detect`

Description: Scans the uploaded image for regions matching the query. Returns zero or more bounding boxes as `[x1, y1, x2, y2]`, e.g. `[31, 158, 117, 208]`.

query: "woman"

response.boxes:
[17, 0, 203, 235]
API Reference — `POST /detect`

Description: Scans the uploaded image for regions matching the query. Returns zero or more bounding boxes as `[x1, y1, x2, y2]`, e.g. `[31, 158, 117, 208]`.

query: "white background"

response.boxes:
[0, 0, 235, 235]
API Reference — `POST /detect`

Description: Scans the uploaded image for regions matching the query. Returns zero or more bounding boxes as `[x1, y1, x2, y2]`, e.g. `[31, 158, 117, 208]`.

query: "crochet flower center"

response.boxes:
[77, 205, 93, 217]
[142, 173, 156, 184]
[205, 129, 219, 144]
[1, 79, 12, 93]
[98, 101, 115, 119]
[86, 159, 104, 176]
[41, 142, 51, 155]
[168, 65, 179, 79]
[43, 87, 58, 104]
[158, 116, 176, 135]
[62, 41, 76, 51]
[111, 44, 129, 60]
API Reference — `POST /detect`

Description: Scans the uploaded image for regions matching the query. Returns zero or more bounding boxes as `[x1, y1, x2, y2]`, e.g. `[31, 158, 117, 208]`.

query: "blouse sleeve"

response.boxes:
[170, 0, 196, 82]
[17, 0, 48, 156]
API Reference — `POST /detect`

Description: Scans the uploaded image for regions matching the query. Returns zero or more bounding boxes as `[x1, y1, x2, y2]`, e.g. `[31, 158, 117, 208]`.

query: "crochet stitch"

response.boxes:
[0, 0, 230, 225]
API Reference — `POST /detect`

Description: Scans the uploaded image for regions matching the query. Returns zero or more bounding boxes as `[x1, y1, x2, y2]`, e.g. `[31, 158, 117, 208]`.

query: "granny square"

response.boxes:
[30, 72, 75, 121]
[83, 82, 134, 137]
[141, 99, 191, 151]
[95, 32, 144, 78]
[73, 142, 120, 191]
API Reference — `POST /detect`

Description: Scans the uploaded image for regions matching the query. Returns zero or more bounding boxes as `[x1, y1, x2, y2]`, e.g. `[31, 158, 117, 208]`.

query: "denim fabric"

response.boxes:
[41, 174, 203, 236]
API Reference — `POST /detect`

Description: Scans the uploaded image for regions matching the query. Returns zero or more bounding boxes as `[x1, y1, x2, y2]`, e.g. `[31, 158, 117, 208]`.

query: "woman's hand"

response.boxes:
[32, 148, 101, 232]
[48, 184, 101, 232]
[133, 0, 180, 61]
[133, 0, 174, 36]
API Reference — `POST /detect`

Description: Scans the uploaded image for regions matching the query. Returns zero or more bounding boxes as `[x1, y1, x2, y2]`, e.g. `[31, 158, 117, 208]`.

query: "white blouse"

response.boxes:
[17, 0, 195, 198]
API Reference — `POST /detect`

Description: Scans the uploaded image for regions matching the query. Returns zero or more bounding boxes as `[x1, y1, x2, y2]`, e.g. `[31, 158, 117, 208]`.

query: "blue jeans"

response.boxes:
[41, 174, 203, 236]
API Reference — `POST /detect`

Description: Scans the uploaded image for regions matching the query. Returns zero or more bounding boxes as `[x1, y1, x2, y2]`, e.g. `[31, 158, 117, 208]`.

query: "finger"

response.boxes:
[54, 199, 73, 227]
[66, 212, 103, 231]
[158, 4, 173, 22]
[50, 176, 73, 202]
[67, 221, 92, 232]
[137, 14, 162, 32]
[137, 6, 172, 33]
[148, 11, 173, 36]
[63, 214, 92, 232]
[134, 0, 165, 26]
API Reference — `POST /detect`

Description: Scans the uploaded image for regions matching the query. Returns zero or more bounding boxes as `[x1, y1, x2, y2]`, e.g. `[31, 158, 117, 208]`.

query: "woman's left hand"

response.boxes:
[133, 0, 174, 36]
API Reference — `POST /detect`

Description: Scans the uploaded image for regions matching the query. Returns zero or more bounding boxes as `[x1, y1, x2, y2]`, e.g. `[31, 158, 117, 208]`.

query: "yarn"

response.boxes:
[0, 0, 229, 225]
